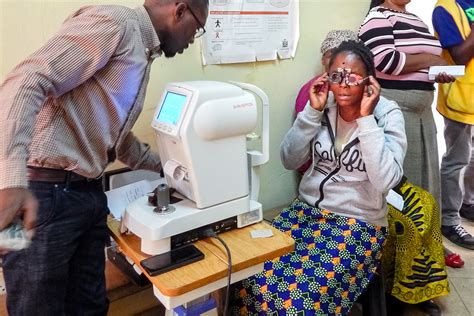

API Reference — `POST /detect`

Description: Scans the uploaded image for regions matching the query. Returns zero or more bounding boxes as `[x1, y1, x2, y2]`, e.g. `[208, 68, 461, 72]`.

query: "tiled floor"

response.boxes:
[369, 217, 474, 316]
[433, 218, 474, 316]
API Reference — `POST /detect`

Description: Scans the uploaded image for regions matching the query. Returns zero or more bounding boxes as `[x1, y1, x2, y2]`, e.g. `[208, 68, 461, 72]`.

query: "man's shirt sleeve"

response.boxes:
[0, 7, 123, 189]
[433, 6, 465, 48]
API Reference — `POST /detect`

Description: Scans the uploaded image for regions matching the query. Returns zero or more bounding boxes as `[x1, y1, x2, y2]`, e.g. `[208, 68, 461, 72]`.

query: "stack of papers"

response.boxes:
[105, 179, 165, 219]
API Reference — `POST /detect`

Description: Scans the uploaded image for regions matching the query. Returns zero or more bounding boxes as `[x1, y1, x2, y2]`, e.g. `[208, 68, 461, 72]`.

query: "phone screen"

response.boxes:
[140, 244, 204, 276]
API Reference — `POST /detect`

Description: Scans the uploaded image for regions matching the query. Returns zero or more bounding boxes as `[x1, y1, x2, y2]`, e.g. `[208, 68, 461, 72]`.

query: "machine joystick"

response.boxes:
[148, 184, 175, 214]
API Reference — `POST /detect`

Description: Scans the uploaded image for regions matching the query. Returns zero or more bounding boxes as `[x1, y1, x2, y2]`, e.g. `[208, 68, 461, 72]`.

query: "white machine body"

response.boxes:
[154, 81, 256, 208]
[123, 81, 269, 254]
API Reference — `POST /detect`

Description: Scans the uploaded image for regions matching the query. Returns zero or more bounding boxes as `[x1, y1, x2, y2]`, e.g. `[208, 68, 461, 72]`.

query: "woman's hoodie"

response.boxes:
[280, 96, 407, 226]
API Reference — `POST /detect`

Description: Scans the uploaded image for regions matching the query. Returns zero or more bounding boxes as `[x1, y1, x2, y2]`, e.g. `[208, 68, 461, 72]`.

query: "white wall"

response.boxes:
[0, 0, 373, 212]
[407, 0, 446, 162]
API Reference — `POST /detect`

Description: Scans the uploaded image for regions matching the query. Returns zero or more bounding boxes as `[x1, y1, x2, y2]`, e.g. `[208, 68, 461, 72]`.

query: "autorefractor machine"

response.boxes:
[122, 81, 269, 255]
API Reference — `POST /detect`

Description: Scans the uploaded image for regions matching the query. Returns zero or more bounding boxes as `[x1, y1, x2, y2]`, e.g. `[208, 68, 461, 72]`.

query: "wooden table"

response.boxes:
[108, 219, 294, 313]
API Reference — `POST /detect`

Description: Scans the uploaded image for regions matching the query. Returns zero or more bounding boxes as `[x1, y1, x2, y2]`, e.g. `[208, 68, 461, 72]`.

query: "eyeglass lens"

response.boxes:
[328, 72, 366, 86]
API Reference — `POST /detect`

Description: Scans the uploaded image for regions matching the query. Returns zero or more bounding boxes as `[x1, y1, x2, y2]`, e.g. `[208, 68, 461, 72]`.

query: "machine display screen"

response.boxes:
[157, 92, 187, 125]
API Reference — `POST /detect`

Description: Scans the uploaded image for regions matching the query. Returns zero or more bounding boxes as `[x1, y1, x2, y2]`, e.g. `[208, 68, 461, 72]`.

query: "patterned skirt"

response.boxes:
[231, 200, 387, 315]
[383, 181, 449, 303]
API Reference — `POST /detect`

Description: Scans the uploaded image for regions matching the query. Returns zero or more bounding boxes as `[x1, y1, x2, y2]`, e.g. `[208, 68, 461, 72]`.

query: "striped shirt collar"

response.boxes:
[135, 5, 162, 59]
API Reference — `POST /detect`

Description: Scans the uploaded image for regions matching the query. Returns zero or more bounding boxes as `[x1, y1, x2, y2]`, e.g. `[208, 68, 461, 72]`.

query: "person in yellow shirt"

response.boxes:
[432, 0, 474, 250]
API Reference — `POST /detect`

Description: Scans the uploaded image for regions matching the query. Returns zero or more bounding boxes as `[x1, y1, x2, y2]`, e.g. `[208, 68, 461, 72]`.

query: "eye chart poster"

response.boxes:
[201, 0, 299, 65]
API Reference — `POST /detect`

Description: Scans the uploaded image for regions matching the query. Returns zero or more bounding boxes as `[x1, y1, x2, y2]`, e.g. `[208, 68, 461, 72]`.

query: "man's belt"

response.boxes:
[27, 167, 100, 183]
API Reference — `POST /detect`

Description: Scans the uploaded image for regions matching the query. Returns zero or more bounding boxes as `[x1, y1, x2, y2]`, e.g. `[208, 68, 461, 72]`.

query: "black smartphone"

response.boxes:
[140, 244, 204, 276]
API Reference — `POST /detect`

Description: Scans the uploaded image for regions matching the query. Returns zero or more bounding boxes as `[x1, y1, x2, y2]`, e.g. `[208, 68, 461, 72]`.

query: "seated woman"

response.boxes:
[292, 31, 450, 315]
[231, 40, 407, 315]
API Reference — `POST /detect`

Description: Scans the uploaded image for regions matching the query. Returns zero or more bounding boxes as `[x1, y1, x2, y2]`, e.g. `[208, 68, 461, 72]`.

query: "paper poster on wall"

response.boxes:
[201, 0, 299, 65]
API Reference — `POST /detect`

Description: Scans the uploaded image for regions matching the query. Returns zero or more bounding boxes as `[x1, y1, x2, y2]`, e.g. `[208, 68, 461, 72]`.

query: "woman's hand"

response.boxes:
[431, 55, 449, 66]
[360, 76, 381, 117]
[309, 73, 329, 111]
[435, 72, 456, 83]
[400, 54, 448, 74]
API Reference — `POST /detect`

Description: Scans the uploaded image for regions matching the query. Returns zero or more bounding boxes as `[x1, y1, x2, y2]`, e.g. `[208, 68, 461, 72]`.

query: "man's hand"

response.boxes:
[360, 76, 381, 117]
[0, 188, 38, 232]
[435, 72, 456, 83]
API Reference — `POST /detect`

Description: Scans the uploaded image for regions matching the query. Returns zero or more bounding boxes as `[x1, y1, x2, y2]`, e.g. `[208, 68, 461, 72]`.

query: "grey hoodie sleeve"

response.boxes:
[356, 104, 407, 193]
[280, 103, 324, 170]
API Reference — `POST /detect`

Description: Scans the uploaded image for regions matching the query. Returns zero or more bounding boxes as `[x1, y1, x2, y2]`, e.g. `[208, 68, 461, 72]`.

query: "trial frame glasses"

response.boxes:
[328, 68, 369, 86]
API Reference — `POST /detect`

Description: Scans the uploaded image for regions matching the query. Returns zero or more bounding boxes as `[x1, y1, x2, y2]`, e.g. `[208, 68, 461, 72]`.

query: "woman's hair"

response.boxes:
[369, 0, 384, 9]
[320, 30, 358, 55]
[328, 40, 376, 77]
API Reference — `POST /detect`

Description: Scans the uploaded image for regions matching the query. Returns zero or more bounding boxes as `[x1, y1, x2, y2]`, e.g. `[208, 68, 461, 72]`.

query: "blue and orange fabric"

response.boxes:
[231, 200, 387, 315]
